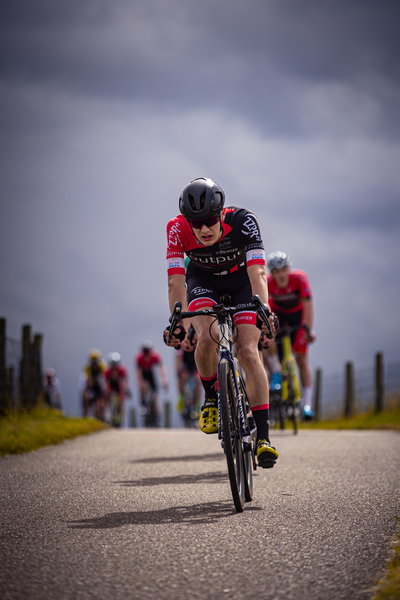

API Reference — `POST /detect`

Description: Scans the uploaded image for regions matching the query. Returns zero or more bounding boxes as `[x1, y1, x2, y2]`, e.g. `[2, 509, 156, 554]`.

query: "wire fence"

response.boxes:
[318, 360, 400, 419]
[1, 320, 43, 412]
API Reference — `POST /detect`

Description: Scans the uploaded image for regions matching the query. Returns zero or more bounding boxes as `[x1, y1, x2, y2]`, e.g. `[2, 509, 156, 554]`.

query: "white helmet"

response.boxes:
[266, 251, 291, 271]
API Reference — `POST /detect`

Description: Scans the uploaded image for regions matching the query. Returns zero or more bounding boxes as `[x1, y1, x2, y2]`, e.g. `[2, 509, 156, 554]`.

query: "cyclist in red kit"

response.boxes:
[163, 177, 279, 468]
[104, 352, 131, 427]
[265, 251, 316, 414]
[136, 341, 168, 426]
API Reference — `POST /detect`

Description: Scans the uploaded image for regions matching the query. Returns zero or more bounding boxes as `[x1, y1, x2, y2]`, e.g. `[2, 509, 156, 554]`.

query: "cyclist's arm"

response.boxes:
[168, 273, 186, 313]
[302, 298, 316, 342]
[166, 273, 190, 346]
[136, 366, 145, 390]
[247, 263, 269, 306]
[158, 363, 169, 388]
[247, 263, 278, 341]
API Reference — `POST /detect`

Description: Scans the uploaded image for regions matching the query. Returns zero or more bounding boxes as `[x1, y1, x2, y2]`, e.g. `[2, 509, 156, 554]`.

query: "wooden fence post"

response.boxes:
[344, 361, 354, 418]
[313, 368, 321, 421]
[20, 324, 33, 409]
[374, 352, 384, 414]
[0, 318, 7, 413]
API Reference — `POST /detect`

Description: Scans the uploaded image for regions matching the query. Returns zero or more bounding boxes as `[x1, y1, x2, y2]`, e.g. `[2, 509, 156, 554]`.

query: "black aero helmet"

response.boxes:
[179, 178, 225, 220]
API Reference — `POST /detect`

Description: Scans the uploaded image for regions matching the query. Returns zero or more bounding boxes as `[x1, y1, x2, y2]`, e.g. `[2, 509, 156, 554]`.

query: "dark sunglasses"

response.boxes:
[188, 215, 220, 229]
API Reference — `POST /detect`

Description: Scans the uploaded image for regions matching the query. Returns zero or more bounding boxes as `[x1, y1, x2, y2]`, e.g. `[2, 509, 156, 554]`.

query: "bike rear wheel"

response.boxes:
[219, 360, 245, 512]
[286, 363, 298, 435]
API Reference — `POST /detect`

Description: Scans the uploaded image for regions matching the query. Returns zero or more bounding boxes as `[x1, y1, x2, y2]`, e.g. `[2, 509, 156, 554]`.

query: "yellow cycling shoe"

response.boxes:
[199, 399, 218, 434]
[256, 440, 279, 469]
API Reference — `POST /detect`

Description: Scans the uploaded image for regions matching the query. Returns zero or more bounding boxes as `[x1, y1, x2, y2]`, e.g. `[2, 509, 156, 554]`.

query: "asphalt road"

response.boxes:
[0, 427, 399, 600]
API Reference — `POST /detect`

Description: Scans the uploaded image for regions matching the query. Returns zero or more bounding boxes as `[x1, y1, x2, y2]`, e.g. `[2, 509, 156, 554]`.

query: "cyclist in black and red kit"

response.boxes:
[163, 177, 279, 468]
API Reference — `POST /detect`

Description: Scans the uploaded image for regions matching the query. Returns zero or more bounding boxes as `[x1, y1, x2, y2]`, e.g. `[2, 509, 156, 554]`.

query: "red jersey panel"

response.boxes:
[267, 269, 312, 314]
[136, 350, 162, 371]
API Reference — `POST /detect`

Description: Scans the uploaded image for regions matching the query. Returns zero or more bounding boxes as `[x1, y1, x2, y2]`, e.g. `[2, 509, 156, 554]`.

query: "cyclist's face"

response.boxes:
[271, 266, 290, 288]
[191, 218, 222, 246]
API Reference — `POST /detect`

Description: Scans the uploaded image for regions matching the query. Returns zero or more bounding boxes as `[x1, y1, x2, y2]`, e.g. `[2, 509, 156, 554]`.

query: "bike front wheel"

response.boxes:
[219, 360, 245, 512]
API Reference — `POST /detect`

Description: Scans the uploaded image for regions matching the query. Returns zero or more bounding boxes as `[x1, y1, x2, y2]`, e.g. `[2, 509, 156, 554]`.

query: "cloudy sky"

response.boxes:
[1, 0, 399, 420]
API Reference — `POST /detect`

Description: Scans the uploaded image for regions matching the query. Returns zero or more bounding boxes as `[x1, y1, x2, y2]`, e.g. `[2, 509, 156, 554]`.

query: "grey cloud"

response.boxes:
[1, 0, 399, 138]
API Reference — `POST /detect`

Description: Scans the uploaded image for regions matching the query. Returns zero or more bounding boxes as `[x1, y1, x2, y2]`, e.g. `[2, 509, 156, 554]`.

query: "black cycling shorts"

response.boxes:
[142, 370, 157, 391]
[186, 265, 259, 327]
[274, 309, 306, 360]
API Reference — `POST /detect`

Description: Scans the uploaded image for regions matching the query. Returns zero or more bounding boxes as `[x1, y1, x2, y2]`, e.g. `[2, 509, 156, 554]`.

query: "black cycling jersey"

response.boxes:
[166, 207, 265, 277]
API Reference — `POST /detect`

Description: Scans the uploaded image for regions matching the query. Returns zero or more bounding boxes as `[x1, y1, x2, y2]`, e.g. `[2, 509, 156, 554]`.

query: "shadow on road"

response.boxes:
[67, 501, 261, 529]
[129, 453, 224, 464]
[114, 470, 229, 487]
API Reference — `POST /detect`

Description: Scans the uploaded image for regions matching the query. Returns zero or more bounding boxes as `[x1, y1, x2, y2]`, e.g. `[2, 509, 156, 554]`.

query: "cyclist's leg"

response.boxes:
[147, 376, 160, 425]
[191, 311, 220, 433]
[292, 321, 313, 410]
[230, 270, 279, 468]
[186, 270, 220, 433]
[235, 322, 278, 468]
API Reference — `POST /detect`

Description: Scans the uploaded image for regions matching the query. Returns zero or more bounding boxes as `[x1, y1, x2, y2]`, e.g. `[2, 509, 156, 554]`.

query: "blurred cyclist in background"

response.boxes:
[43, 368, 62, 411]
[104, 352, 131, 427]
[175, 327, 202, 427]
[80, 349, 107, 420]
[135, 341, 168, 426]
[265, 251, 316, 416]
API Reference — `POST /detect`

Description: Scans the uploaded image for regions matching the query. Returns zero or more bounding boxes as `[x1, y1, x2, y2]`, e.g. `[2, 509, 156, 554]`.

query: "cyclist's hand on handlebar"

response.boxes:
[260, 312, 279, 344]
[260, 331, 273, 349]
[163, 325, 186, 349]
[304, 326, 316, 344]
[181, 333, 197, 352]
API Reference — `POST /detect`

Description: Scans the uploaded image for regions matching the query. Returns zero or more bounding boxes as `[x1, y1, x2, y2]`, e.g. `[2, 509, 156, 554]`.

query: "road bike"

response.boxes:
[268, 379, 285, 431]
[108, 392, 123, 428]
[276, 324, 304, 435]
[139, 383, 160, 427]
[168, 294, 274, 513]
[180, 370, 201, 428]
[178, 325, 201, 428]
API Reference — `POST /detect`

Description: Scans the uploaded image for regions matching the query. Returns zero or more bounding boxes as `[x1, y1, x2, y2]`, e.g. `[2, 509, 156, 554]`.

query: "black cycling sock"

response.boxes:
[252, 405, 270, 443]
[199, 372, 218, 403]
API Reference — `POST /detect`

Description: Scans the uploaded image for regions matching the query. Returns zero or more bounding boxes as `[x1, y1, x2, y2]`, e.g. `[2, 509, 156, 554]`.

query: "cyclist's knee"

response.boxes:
[197, 331, 217, 353]
[236, 343, 261, 370]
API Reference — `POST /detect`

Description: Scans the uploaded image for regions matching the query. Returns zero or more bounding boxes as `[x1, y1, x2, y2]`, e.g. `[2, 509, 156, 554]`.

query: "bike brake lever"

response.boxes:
[168, 302, 182, 344]
[252, 294, 273, 339]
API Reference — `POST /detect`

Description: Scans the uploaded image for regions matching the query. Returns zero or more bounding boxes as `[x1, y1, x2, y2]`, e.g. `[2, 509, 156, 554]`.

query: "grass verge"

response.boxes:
[0, 406, 109, 457]
[372, 520, 400, 600]
[300, 407, 400, 432]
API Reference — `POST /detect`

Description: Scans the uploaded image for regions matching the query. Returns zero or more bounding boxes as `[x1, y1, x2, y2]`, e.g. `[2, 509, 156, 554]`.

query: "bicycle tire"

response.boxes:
[286, 362, 298, 435]
[219, 360, 245, 512]
[237, 373, 254, 502]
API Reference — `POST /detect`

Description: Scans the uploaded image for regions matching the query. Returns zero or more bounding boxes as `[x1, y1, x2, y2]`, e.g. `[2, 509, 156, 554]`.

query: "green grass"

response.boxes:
[0, 405, 109, 457]
[300, 407, 400, 432]
[372, 520, 400, 600]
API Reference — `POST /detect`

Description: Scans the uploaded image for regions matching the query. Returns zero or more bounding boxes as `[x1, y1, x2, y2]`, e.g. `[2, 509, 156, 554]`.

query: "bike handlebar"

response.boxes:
[167, 294, 274, 343]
